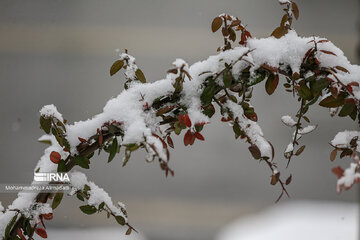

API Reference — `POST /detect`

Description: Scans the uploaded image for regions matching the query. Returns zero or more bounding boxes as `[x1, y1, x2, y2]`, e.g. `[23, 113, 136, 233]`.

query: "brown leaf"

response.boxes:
[330, 149, 337, 161]
[270, 172, 280, 185]
[248, 144, 261, 159]
[265, 74, 279, 95]
[211, 17, 223, 32]
[295, 145, 305, 156]
[320, 50, 337, 56]
[291, 1, 299, 20]
[280, 14, 288, 27]
[286, 174, 292, 185]
[334, 66, 349, 73]
[271, 26, 287, 39]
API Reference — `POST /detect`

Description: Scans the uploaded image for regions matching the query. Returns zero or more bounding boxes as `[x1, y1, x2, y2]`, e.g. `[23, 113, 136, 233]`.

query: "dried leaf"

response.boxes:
[330, 149, 337, 161]
[291, 1, 299, 20]
[211, 17, 223, 32]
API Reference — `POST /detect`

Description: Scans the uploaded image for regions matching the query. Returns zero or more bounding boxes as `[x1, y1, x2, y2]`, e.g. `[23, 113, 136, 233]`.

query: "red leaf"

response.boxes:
[194, 132, 205, 141]
[98, 132, 103, 147]
[320, 50, 337, 56]
[184, 130, 195, 146]
[178, 114, 192, 127]
[17, 228, 26, 240]
[78, 137, 87, 143]
[244, 30, 252, 38]
[50, 151, 61, 164]
[221, 116, 231, 122]
[332, 166, 344, 178]
[318, 39, 329, 43]
[346, 85, 353, 94]
[302, 48, 314, 63]
[326, 77, 335, 83]
[35, 227, 48, 238]
[195, 122, 208, 126]
[183, 114, 192, 127]
[314, 58, 320, 65]
[245, 112, 258, 122]
[166, 136, 174, 148]
[344, 98, 356, 105]
[42, 213, 53, 220]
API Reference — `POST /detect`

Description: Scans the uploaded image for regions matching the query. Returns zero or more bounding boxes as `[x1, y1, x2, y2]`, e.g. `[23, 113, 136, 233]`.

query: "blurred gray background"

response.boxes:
[0, 0, 358, 239]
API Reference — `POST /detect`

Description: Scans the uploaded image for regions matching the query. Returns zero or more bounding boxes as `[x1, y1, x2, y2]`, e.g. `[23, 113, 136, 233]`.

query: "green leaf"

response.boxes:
[265, 74, 279, 95]
[339, 103, 356, 117]
[115, 215, 126, 225]
[319, 95, 345, 108]
[200, 81, 216, 106]
[76, 193, 84, 201]
[350, 108, 357, 120]
[108, 138, 118, 163]
[202, 103, 215, 118]
[233, 122, 241, 138]
[98, 202, 105, 210]
[74, 156, 90, 169]
[57, 160, 66, 172]
[223, 70, 233, 87]
[79, 205, 97, 215]
[135, 69, 146, 83]
[229, 95, 237, 103]
[247, 71, 266, 87]
[110, 60, 124, 76]
[298, 84, 313, 100]
[52, 192, 64, 209]
[4, 214, 18, 239]
[40, 116, 51, 134]
[312, 78, 330, 93]
[122, 150, 131, 167]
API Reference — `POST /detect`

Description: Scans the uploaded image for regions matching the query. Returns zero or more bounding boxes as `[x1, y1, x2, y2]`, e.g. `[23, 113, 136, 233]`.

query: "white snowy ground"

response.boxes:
[36, 227, 147, 240]
[217, 201, 358, 240]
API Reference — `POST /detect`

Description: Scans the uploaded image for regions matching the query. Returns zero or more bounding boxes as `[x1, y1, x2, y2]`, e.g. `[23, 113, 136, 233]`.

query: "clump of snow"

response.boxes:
[119, 53, 138, 80]
[69, 171, 127, 220]
[331, 131, 360, 150]
[40, 104, 64, 122]
[285, 143, 293, 154]
[226, 101, 272, 159]
[281, 115, 296, 127]
[337, 163, 360, 192]
[298, 125, 316, 135]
